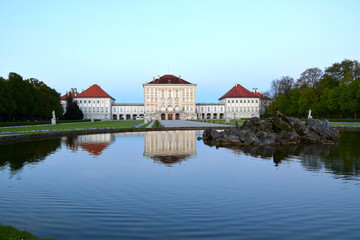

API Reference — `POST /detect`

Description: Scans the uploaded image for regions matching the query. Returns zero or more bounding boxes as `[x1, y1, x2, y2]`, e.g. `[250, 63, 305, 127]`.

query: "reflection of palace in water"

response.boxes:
[144, 131, 196, 165]
[62, 134, 115, 156]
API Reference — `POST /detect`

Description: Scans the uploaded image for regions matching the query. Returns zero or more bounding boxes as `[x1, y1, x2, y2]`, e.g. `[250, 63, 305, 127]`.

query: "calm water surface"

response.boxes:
[1, 130, 360, 240]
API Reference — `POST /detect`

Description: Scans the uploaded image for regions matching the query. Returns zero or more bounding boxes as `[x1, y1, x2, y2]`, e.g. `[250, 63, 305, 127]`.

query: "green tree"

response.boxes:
[344, 79, 360, 119]
[298, 87, 317, 116]
[275, 95, 290, 115]
[318, 87, 331, 119]
[288, 88, 301, 117]
[63, 94, 83, 120]
[328, 87, 342, 119]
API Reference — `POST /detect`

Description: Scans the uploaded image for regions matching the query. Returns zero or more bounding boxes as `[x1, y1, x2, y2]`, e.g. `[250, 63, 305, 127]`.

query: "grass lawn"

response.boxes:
[137, 121, 152, 128]
[0, 225, 54, 240]
[0, 120, 143, 133]
[198, 119, 245, 125]
[329, 122, 360, 127]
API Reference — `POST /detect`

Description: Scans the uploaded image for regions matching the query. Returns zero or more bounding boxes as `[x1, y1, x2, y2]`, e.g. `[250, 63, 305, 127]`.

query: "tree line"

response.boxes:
[0, 72, 64, 122]
[267, 59, 360, 119]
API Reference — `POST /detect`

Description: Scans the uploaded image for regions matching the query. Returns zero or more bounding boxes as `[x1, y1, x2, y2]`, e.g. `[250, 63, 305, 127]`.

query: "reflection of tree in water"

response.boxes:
[148, 154, 191, 166]
[205, 131, 360, 179]
[0, 138, 61, 175]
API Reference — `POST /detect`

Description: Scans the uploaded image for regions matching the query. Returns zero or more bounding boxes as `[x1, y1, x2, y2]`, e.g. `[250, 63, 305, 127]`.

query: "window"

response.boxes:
[97, 100, 99, 103]
[228, 100, 230, 103]
[248, 100, 250, 103]
[208, 107, 210, 111]
[252, 100, 254, 103]
[256, 100, 258, 103]
[240, 100, 242, 103]
[80, 100, 82, 103]
[232, 100, 234, 103]
[236, 100, 238, 103]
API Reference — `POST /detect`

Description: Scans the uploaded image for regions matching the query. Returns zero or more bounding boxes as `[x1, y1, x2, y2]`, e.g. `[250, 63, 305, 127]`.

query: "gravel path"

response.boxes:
[159, 120, 227, 128]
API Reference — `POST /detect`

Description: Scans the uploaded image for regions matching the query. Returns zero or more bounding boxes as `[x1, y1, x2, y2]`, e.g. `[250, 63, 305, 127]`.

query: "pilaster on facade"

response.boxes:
[60, 75, 268, 121]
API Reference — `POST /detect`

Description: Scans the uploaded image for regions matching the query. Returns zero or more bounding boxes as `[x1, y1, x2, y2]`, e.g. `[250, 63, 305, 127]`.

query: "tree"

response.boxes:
[318, 87, 331, 119]
[298, 87, 317, 116]
[328, 87, 341, 119]
[0, 72, 64, 122]
[275, 95, 290, 114]
[296, 67, 323, 90]
[0, 77, 7, 121]
[62, 94, 83, 120]
[271, 76, 294, 98]
[343, 79, 360, 119]
[288, 88, 301, 117]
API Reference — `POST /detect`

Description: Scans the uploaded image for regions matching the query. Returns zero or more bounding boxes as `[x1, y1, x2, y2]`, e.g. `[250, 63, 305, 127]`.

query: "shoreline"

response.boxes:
[0, 126, 358, 145]
[0, 126, 233, 144]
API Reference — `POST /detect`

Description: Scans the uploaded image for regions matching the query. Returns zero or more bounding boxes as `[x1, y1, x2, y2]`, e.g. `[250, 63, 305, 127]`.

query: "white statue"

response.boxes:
[308, 109, 313, 119]
[51, 110, 56, 125]
[225, 117, 230, 124]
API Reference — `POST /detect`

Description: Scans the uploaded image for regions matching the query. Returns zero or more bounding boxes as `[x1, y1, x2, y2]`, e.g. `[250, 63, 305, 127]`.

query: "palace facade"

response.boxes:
[60, 74, 269, 121]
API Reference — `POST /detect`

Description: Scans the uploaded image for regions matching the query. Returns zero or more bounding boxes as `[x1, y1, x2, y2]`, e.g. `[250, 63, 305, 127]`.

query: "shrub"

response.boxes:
[152, 120, 163, 128]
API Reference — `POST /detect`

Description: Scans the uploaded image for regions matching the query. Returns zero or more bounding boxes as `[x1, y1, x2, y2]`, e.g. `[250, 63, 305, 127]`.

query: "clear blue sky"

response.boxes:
[1, 0, 359, 102]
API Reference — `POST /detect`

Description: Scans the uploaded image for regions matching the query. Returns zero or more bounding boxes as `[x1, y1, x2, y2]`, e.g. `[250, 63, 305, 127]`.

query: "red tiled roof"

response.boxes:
[60, 92, 77, 101]
[253, 92, 271, 100]
[219, 84, 259, 100]
[76, 84, 114, 99]
[80, 143, 109, 156]
[148, 74, 192, 84]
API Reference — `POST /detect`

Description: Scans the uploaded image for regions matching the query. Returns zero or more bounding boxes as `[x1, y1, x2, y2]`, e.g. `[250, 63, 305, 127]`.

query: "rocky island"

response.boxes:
[202, 111, 340, 146]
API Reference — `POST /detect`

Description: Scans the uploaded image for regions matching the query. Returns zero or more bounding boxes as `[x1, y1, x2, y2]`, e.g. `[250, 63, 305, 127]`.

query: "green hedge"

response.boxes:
[0, 119, 101, 127]
[261, 117, 360, 122]
[152, 120, 163, 128]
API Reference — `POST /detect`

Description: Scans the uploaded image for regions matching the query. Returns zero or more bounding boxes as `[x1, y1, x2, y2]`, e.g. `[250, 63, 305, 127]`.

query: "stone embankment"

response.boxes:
[201, 111, 340, 146]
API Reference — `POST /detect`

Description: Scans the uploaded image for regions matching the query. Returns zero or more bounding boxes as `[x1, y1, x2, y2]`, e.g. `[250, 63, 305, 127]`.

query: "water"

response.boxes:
[0, 130, 360, 240]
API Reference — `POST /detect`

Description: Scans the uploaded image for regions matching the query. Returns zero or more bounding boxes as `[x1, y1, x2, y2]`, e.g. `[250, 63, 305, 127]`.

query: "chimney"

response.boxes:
[252, 88, 255, 92]
[153, 76, 155, 80]
[256, 88, 258, 93]
[74, 88, 77, 93]
[179, 75, 181, 78]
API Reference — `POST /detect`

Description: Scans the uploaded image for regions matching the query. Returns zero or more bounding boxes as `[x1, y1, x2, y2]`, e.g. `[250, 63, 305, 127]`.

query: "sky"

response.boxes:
[1, 0, 360, 103]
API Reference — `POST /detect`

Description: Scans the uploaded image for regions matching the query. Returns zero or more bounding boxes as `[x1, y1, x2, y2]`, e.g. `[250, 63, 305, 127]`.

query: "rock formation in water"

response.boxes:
[202, 111, 340, 146]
